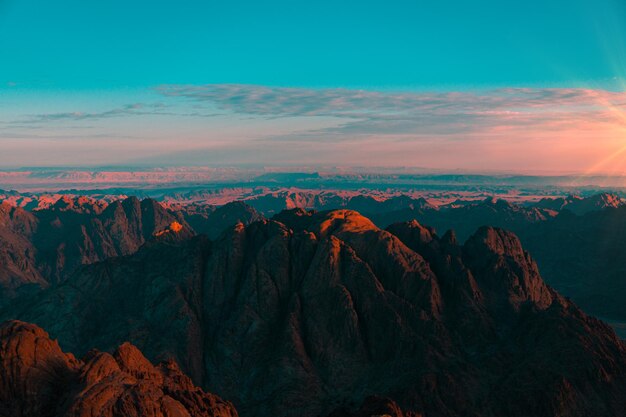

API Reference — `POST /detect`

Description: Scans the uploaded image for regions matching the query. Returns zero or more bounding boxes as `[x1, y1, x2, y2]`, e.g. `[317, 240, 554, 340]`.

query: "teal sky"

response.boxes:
[0, 1, 625, 172]
[1, 0, 624, 89]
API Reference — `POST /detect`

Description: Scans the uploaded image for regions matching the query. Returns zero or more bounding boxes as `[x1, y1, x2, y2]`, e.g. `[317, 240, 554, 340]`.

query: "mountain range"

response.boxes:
[2, 193, 626, 415]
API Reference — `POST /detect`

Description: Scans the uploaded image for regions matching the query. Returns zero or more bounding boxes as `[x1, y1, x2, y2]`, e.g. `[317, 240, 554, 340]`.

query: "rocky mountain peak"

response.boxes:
[464, 226, 553, 311]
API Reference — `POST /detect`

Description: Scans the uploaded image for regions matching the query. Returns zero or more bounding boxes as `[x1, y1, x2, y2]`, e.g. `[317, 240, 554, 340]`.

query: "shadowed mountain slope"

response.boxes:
[4, 209, 626, 417]
[518, 206, 626, 328]
[179, 201, 264, 239]
[0, 197, 261, 294]
[0, 203, 44, 296]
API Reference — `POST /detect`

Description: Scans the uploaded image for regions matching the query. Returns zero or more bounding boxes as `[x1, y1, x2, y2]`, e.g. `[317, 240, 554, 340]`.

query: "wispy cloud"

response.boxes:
[158, 84, 626, 115]
[17, 103, 170, 124]
[2, 101, 225, 130]
[0, 132, 136, 140]
[157, 84, 626, 139]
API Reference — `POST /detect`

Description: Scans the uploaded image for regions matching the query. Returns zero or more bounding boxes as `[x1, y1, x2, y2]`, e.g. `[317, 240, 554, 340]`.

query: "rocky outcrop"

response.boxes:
[0, 320, 238, 417]
[182, 201, 264, 239]
[463, 226, 553, 311]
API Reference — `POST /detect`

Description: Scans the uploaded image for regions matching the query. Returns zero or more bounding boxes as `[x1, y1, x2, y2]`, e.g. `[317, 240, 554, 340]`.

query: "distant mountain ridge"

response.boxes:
[532, 192, 623, 215]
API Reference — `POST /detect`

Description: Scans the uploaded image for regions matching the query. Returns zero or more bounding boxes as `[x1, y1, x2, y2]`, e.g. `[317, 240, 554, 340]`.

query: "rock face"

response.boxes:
[33, 196, 195, 283]
[0, 203, 44, 296]
[352, 194, 626, 335]
[0, 197, 194, 289]
[7, 209, 626, 417]
[181, 201, 264, 239]
[0, 197, 265, 293]
[0, 320, 238, 417]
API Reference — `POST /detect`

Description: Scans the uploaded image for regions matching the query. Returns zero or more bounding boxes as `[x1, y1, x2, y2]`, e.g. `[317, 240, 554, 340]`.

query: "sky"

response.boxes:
[0, 0, 625, 173]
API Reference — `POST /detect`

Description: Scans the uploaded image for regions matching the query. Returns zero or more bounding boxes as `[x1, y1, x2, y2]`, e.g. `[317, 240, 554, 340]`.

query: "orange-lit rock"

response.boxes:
[169, 220, 184, 233]
[0, 320, 238, 417]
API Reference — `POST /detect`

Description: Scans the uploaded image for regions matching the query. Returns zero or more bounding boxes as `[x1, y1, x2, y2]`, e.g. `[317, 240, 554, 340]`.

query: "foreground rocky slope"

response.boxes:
[5, 209, 626, 417]
[0, 320, 238, 417]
